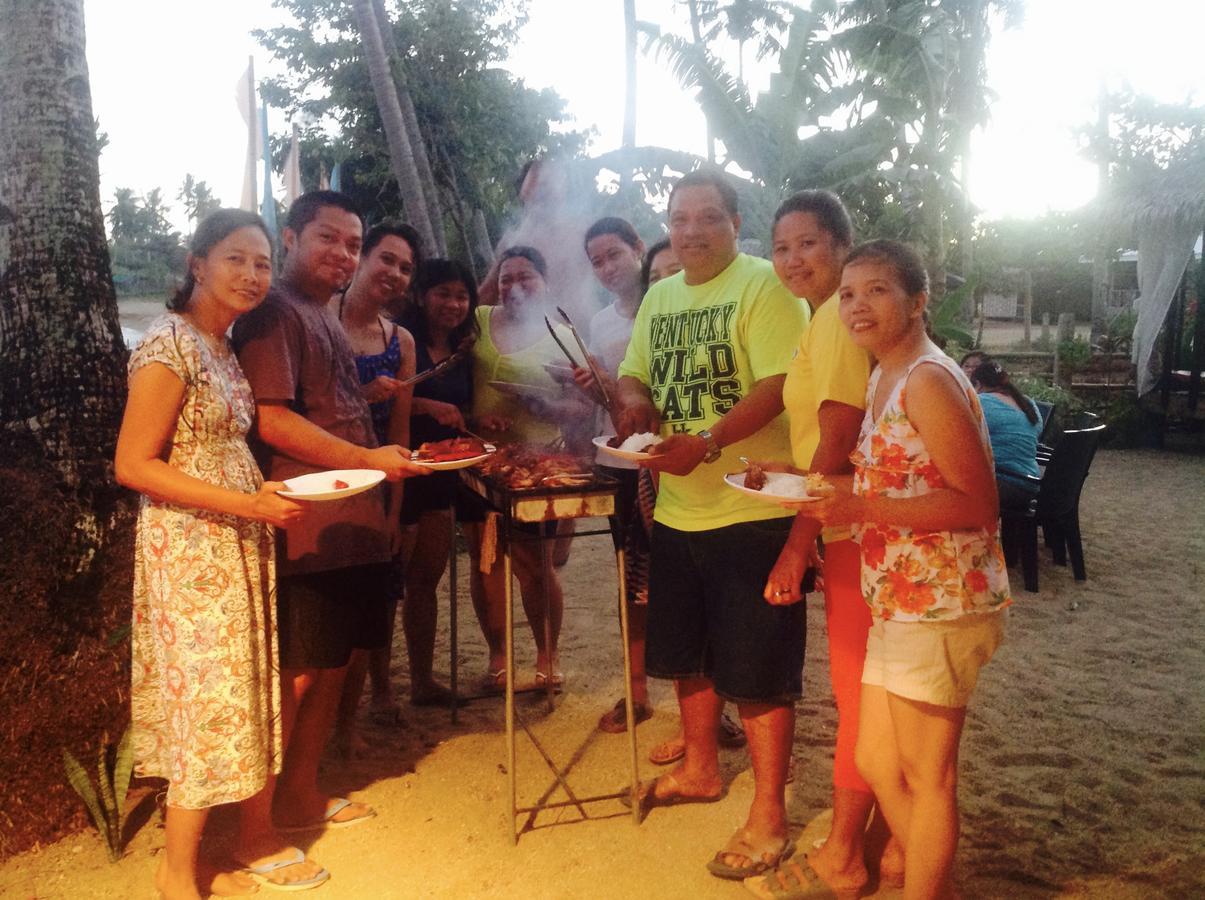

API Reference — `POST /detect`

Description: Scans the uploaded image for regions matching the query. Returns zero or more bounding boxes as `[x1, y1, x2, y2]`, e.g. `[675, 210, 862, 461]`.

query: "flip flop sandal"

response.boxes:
[718, 712, 748, 748]
[598, 697, 653, 733]
[475, 669, 507, 695]
[741, 856, 850, 900]
[707, 829, 796, 880]
[235, 847, 329, 892]
[534, 669, 565, 692]
[648, 737, 686, 766]
[619, 773, 725, 817]
[276, 797, 376, 834]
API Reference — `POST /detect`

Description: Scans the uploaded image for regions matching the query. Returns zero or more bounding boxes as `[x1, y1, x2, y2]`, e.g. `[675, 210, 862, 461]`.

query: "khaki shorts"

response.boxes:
[861, 610, 1006, 708]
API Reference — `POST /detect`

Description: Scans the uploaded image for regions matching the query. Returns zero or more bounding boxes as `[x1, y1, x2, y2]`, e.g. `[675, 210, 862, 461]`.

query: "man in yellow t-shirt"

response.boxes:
[615, 170, 809, 880]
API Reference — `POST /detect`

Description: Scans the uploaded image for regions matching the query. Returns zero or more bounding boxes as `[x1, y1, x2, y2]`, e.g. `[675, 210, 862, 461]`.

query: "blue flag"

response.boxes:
[330, 162, 342, 193]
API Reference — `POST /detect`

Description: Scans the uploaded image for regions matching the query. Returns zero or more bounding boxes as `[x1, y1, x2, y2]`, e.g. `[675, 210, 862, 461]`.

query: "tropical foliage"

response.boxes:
[634, 0, 1025, 293]
[256, 0, 588, 261]
[106, 188, 186, 297]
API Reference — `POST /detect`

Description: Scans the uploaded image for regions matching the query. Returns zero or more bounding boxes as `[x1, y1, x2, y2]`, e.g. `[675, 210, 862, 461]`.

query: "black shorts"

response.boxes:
[645, 518, 805, 704]
[277, 563, 394, 669]
[402, 475, 486, 526]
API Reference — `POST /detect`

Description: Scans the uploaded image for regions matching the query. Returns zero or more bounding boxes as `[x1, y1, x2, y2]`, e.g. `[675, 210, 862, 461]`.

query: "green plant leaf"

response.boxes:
[96, 739, 117, 853]
[62, 748, 108, 848]
[113, 724, 135, 841]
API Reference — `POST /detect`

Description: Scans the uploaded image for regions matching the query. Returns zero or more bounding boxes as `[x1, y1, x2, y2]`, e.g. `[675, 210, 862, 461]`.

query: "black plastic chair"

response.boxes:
[1036, 421, 1106, 580]
[1035, 400, 1058, 444]
[999, 482, 1042, 593]
[1034, 401, 1058, 463]
[1000, 420, 1106, 591]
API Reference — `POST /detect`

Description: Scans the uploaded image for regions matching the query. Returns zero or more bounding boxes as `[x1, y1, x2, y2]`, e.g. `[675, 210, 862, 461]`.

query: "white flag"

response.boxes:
[282, 126, 302, 208]
[235, 61, 261, 211]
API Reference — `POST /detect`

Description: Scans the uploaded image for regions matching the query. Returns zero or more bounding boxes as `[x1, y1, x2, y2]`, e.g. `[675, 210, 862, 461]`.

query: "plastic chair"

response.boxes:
[1034, 401, 1057, 463]
[999, 483, 1042, 593]
[1037, 422, 1107, 581]
[1000, 420, 1106, 590]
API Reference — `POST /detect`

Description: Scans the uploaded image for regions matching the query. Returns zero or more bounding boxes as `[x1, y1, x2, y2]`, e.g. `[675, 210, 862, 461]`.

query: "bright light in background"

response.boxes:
[84, 0, 1205, 232]
[510, 0, 710, 157]
[85, 0, 281, 228]
[971, 0, 1203, 219]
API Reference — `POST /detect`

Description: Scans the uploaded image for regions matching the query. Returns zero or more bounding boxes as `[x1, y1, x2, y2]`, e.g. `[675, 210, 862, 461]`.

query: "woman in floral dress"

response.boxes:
[116, 209, 324, 899]
[792, 240, 1011, 900]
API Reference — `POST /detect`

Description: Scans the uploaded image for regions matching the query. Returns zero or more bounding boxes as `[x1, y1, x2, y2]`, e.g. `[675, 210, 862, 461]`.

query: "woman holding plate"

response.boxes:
[333, 222, 419, 743]
[396, 258, 482, 705]
[116, 209, 325, 898]
[748, 191, 901, 899]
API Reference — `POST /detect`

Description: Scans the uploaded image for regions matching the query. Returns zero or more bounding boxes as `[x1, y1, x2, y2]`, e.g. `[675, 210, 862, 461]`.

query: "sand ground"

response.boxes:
[2, 448, 1202, 899]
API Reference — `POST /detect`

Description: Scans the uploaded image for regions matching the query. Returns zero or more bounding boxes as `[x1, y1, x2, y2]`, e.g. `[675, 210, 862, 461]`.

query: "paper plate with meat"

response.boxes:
[723, 465, 827, 503]
[410, 437, 495, 471]
[592, 432, 663, 462]
[277, 469, 386, 501]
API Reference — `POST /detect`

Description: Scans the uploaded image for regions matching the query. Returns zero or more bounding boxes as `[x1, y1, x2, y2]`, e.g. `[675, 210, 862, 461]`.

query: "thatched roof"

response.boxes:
[1099, 148, 1205, 235]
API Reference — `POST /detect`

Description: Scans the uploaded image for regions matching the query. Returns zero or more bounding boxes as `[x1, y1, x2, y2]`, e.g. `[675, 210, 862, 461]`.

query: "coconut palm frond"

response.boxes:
[637, 26, 768, 170]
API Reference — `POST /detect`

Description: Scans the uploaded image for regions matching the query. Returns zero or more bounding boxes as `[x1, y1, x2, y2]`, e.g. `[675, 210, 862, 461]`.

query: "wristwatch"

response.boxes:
[697, 429, 722, 464]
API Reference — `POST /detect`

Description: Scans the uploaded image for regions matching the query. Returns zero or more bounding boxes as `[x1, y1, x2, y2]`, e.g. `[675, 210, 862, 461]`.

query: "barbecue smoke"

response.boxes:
[498, 157, 604, 329]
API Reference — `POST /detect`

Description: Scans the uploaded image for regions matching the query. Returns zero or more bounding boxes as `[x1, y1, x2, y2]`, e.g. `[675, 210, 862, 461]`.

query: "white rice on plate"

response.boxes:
[618, 431, 661, 453]
[763, 472, 809, 499]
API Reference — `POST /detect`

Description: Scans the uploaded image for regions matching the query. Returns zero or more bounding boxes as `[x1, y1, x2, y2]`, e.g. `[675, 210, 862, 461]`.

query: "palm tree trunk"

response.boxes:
[351, 0, 440, 253]
[370, 0, 446, 255]
[623, 0, 638, 150]
[0, 0, 127, 564]
[687, 0, 716, 163]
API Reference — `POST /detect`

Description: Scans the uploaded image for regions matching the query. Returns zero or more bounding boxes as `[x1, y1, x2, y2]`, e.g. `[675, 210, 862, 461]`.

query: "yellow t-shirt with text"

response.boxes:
[619, 254, 809, 531]
[782, 295, 872, 541]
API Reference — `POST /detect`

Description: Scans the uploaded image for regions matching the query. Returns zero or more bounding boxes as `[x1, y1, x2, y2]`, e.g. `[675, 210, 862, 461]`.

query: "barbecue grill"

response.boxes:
[450, 464, 642, 842]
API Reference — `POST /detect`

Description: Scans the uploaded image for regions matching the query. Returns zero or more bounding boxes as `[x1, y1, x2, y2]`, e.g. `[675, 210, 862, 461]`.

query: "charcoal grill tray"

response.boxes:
[460, 467, 618, 522]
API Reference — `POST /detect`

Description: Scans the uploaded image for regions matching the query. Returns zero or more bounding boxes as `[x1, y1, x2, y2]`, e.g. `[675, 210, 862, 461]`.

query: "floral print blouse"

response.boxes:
[851, 353, 1012, 622]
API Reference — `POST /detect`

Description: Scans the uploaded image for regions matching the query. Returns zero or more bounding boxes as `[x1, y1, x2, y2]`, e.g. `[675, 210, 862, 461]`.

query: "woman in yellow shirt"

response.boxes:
[467, 246, 581, 689]
[751, 192, 901, 899]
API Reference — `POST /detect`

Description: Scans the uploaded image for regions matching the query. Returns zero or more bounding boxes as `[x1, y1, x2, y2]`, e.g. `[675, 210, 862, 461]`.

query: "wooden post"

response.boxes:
[1189, 225, 1205, 412]
[1022, 269, 1033, 349]
[1041, 312, 1051, 347]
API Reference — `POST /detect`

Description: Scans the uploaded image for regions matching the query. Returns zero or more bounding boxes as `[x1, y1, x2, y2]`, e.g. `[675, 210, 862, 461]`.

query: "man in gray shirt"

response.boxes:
[235, 191, 426, 837]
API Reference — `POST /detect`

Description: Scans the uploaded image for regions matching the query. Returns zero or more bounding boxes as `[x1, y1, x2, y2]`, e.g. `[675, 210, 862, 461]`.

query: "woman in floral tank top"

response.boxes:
[794, 240, 1010, 900]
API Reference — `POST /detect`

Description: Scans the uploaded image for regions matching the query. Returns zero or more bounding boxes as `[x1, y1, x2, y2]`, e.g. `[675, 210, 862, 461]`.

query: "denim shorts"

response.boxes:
[277, 562, 394, 669]
[645, 518, 805, 704]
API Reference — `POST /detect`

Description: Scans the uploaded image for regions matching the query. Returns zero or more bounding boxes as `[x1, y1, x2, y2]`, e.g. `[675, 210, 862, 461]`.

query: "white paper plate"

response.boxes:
[278, 469, 386, 502]
[487, 380, 558, 399]
[722, 471, 821, 503]
[592, 434, 662, 462]
[410, 443, 496, 471]
[542, 363, 576, 384]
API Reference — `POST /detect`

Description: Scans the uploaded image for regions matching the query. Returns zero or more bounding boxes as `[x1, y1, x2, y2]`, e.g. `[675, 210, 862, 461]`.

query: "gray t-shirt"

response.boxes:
[234, 284, 390, 575]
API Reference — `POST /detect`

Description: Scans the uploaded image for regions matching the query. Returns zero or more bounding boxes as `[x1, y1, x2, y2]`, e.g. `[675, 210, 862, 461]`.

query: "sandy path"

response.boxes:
[3, 448, 1202, 899]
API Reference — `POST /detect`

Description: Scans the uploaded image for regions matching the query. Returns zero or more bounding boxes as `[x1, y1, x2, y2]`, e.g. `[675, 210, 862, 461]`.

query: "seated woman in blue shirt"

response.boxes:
[971, 357, 1043, 511]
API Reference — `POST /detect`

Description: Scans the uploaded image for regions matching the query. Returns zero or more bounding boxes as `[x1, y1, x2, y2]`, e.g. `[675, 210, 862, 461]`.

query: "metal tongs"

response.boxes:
[400, 349, 466, 388]
[543, 315, 581, 368]
[552, 306, 612, 409]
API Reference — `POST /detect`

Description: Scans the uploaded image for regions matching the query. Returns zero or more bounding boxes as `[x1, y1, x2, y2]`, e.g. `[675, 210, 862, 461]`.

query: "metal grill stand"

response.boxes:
[455, 468, 642, 843]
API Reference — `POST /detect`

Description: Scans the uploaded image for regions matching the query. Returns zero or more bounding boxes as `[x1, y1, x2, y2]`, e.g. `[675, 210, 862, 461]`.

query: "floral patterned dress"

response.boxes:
[128, 314, 281, 809]
[851, 353, 1012, 623]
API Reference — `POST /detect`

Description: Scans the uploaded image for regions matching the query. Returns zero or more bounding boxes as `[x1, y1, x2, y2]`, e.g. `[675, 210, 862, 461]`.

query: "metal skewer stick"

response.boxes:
[399, 350, 466, 387]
